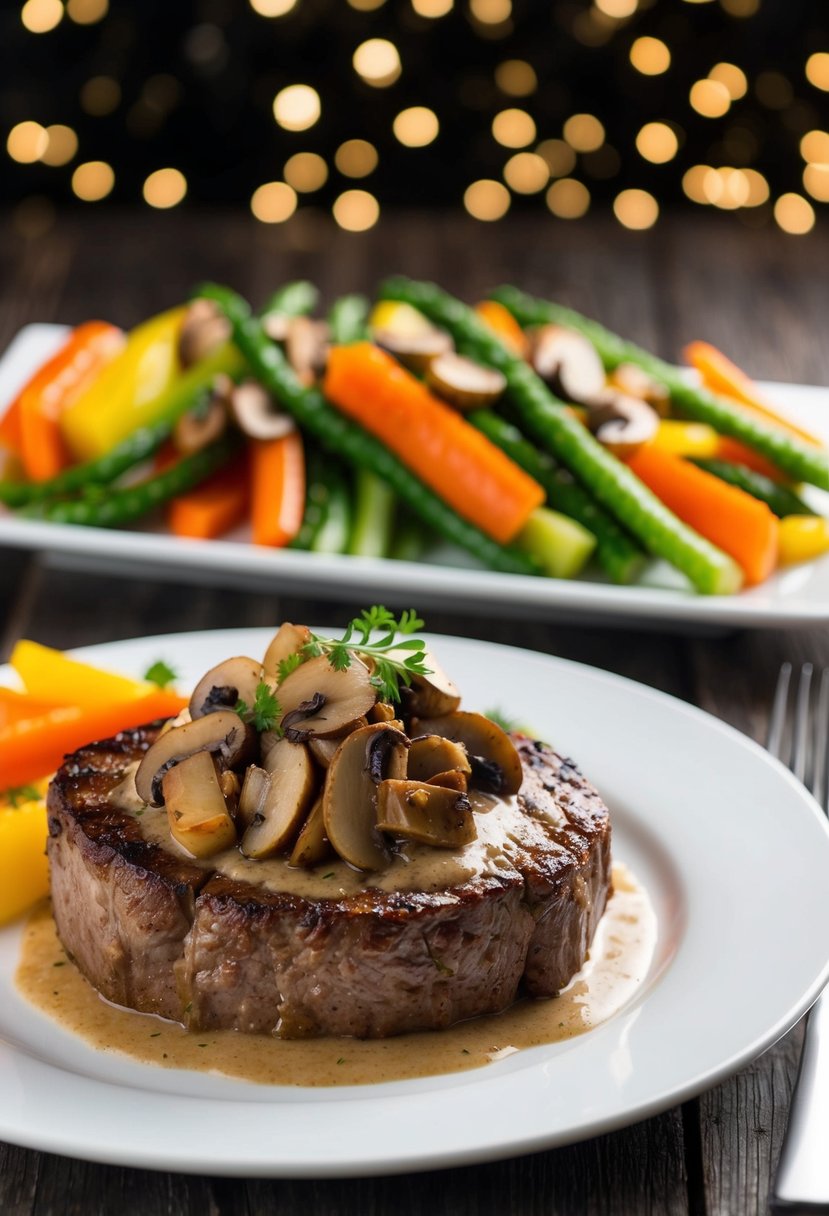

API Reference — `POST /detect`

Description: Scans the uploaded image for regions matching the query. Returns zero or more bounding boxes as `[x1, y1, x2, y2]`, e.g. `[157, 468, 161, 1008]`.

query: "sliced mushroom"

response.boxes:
[373, 328, 454, 375]
[408, 734, 471, 783]
[262, 622, 311, 682]
[161, 750, 237, 858]
[229, 380, 296, 441]
[239, 738, 317, 859]
[323, 723, 409, 870]
[426, 769, 468, 793]
[172, 392, 228, 456]
[375, 780, 476, 847]
[277, 655, 377, 741]
[530, 325, 606, 406]
[135, 710, 254, 806]
[609, 362, 670, 416]
[425, 352, 507, 411]
[588, 391, 658, 460]
[289, 796, 332, 868]
[307, 736, 340, 769]
[285, 316, 330, 387]
[178, 299, 232, 368]
[262, 312, 290, 343]
[189, 656, 263, 720]
[394, 648, 461, 718]
[369, 701, 399, 724]
[219, 768, 241, 815]
[413, 711, 523, 797]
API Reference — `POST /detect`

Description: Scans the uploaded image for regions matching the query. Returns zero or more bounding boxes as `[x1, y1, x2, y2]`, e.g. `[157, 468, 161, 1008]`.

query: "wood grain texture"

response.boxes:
[1, 208, 828, 1215]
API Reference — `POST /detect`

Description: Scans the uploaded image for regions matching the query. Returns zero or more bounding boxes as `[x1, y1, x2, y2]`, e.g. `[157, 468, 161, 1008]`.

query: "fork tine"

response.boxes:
[812, 668, 829, 811]
[792, 663, 814, 785]
[767, 661, 792, 760]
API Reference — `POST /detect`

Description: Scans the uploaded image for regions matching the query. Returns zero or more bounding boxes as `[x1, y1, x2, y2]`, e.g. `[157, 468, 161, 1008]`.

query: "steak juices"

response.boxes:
[45, 613, 612, 1041]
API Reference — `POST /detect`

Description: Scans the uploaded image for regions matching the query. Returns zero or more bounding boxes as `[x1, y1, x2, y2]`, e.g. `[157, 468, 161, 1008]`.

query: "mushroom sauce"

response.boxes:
[16, 864, 655, 1087]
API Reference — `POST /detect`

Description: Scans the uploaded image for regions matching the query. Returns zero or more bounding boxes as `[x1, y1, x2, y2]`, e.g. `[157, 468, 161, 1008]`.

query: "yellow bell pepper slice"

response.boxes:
[10, 639, 151, 708]
[650, 421, 720, 458]
[0, 783, 49, 926]
[60, 304, 186, 460]
[369, 300, 433, 338]
[778, 515, 829, 566]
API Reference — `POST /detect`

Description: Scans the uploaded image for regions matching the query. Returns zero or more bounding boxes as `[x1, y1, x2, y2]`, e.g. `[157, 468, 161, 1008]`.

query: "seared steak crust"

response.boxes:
[47, 727, 612, 1038]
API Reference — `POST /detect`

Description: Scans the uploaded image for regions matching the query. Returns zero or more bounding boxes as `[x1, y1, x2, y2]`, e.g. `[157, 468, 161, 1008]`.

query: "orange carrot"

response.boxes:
[627, 445, 778, 586]
[684, 340, 821, 448]
[0, 688, 61, 731]
[16, 322, 125, 482]
[0, 689, 187, 789]
[251, 432, 305, 547]
[324, 343, 544, 544]
[168, 453, 250, 540]
[0, 399, 22, 455]
[475, 300, 530, 358]
[715, 436, 791, 484]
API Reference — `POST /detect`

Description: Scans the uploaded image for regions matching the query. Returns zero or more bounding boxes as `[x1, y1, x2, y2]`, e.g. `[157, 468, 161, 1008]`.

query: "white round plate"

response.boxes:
[1, 628, 828, 1177]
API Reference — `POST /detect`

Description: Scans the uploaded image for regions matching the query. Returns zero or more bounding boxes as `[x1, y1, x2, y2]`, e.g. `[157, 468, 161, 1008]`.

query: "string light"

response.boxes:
[20, 0, 63, 33]
[495, 60, 537, 97]
[41, 125, 78, 167]
[801, 130, 829, 162]
[66, 0, 108, 21]
[347, 0, 386, 9]
[411, 0, 453, 14]
[563, 114, 605, 152]
[742, 169, 770, 206]
[249, 0, 297, 14]
[805, 53, 829, 92]
[71, 161, 115, 202]
[546, 178, 590, 218]
[594, 0, 637, 17]
[273, 85, 321, 132]
[689, 79, 731, 117]
[464, 179, 510, 220]
[470, 0, 511, 23]
[393, 107, 439, 147]
[7, 122, 48, 163]
[613, 188, 658, 229]
[335, 139, 378, 177]
[284, 152, 328, 191]
[709, 63, 748, 99]
[536, 139, 576, 177]
[250, 181, 297, 222]
[773, 193, 815, 235]
[635, 122, 678, 163]
[492, 109, 536, 148]
[719, 0, 759, 13]
[143, 168, 187, 209]
[629, 36, 671, 75]
[803, 165, 829, 203]
[333, 189, 380, 231]
[503, 152, 549, 193]
[682, 165, 711, 204]
[353, 40, 401, 88]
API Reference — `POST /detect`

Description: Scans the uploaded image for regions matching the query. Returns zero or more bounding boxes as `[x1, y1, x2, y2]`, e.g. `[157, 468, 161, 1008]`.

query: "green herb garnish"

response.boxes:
[301, 606, 431, 703]
[484, 707, 535, 736]
[5, 783, 41, 808]
[276, 652, 303, 682]
[143, 659, 177, 690]
[236, 681, 282, 733]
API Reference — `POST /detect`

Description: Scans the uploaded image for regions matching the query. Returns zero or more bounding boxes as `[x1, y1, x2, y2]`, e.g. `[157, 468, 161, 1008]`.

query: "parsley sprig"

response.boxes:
[143, 659, 177, 690]
[299, 606, 431, 703]
[236, 681, 283, 732]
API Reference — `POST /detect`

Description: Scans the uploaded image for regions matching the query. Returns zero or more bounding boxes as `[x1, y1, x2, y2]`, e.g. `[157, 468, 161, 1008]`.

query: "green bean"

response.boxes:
[261, 281, 319, 319]
[348, 468, 396, 558]
[490, 285, 829, 491]
[389, 511, 430, 562]
[380, 276, 742, 595]
[290, 450, 330, 550]
[689, 458, 818, 518]
[19, 435, 241, 528]
[197, 283, 537, 577]
[0, 344, 246, 508]
[469, 410, 645, 584]
[311, 461, 352, 554]
[328, 295, 371, 344]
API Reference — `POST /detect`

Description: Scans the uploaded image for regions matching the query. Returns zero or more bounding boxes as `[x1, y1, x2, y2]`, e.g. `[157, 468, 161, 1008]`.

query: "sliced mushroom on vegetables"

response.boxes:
[262, 622, 311, 682]
[413, 711, 523, 797]
[277, 655, 377, 741]
[135, 709, 254, 807]
[425, 352, 507, 411]
[588, 391, 659, 460]
[189, 656, 263, 720]
[289, 795, 332, 868]
[172, 391, 228, 456]
[609, 362, 670, 416]
[161, 750, 237, 858]
[323, 723, 409, 870]
[229, 380, 297, 441]
[285, 316, 330, 388]
[407, 734, 470, 783]
[376, 779, 476, 847]
[239, 738, 317, 859]
[373, 328, 454, 375]
[393, 649, 461, 718]
[307, 735, 340, 769]
[178, 299, 232, 368]
[262, 312, 290, 343]
[530, 325, 606, 407]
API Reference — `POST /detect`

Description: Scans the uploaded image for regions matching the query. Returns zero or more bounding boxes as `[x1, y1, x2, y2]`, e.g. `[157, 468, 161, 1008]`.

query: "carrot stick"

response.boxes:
[475, 300, 530, 358]
[0, 689, 187, 789]
[0, 688, 61, 730]
[627, 445, 778, 585]
[251, 431, 306, 547]
[0, 399, 22, 455]
[324, 343, 544, 544]
[167, 453, 250, 540]
[715, 436, 791, 484]
[684, 341, 822, 448]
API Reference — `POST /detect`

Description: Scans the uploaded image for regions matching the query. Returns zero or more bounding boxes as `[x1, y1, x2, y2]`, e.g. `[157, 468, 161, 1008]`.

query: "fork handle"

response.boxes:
[771, 989, 829, 1212]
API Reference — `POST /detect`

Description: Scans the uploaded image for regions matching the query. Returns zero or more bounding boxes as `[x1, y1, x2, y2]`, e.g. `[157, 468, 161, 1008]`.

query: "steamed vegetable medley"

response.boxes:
[2, 278, 828, 595]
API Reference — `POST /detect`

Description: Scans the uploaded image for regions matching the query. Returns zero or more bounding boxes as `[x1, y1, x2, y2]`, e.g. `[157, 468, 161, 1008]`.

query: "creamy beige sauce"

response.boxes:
[15, 864, 655, 1087]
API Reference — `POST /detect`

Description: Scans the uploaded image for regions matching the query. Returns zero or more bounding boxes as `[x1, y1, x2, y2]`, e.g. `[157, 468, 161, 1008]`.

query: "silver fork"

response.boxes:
[768, 663, 829, 1213]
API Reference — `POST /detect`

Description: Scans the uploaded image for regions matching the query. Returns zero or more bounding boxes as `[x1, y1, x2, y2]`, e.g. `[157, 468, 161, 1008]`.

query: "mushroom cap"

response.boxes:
[322, 722, 408, 871]
[375, 779, 476, 847]
[589, 390, 659, 459]
[425, 352, 507, 411]
[189, 656, 263, 720]
[262, 622, 311, 682]
[530, 324, 606, 407]
[161, 750, 237, 858]
[277, 654, 377, 741]
[239, 739, 317, 859]
[412, 711, 523, 797]
[135, 709, 254, 807]
[229, 381, 296, 441]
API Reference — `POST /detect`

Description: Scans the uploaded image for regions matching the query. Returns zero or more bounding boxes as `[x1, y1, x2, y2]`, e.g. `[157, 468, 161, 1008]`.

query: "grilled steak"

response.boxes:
[47, 726, 612, 1038]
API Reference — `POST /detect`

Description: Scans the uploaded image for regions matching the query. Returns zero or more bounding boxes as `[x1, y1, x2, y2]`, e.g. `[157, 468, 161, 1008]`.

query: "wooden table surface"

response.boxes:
[1, 208, 828, 1216]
